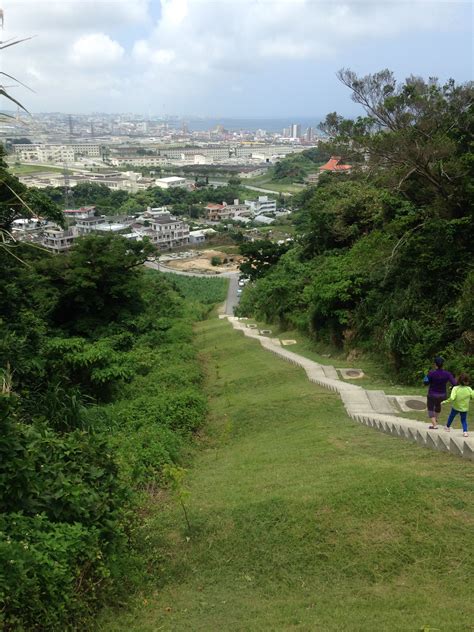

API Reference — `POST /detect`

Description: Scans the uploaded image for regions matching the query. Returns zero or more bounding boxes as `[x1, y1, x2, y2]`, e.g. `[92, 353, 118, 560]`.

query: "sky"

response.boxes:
[1, 0, 473, 118]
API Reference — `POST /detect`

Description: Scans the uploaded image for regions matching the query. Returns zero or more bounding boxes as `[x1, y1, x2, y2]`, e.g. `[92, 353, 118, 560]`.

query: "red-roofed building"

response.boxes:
[63, 206, 96, 218]
[319, 156, 352, 173]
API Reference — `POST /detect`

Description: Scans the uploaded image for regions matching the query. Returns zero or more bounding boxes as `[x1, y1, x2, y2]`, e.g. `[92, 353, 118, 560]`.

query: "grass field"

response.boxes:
[162, 271, 228, 305]
[98, 317, 474, 632]
[243, 173, 306, 194]
[9, 162, 69, 175]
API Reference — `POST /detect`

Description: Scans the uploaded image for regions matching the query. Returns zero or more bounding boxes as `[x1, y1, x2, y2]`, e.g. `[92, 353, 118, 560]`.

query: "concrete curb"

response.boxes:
[224, 316, 474, 461]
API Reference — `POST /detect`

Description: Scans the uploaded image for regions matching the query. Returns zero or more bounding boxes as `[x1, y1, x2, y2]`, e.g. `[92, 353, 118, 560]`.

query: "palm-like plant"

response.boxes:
[0, 34, 34, 116]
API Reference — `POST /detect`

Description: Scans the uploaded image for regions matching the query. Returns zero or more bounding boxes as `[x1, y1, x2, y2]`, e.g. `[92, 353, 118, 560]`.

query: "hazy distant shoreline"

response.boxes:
[176, 117, 323, 133]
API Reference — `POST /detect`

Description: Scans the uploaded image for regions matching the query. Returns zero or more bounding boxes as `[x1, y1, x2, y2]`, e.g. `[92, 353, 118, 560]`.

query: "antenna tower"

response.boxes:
[63, 163, 73, 210]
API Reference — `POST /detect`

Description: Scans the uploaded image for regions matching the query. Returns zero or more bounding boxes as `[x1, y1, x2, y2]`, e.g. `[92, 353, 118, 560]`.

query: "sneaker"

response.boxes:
[444, 426, 450, 432]
[428, 425, 438, 430]
[463, 432, 469, 437]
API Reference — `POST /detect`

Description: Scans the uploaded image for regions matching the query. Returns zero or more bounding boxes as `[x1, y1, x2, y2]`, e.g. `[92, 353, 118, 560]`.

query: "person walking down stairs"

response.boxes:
[424, 356, 456, 430]
[443, 373, 474, 437]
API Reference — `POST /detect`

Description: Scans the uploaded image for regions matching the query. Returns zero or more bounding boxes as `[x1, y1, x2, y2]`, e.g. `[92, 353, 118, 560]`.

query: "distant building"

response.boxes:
[64, 206, 96, 219]
[150, 211, 190, 249]
[244, 195, 277, 215]
[13, 143, 101, 163]
[189, 230, 207, 244]
[319, 156, 352, 173]
[206, 199, 250, 222]
[75, 216, 106, 234]
[290, 123, 301, 139]
[254, 215, 275, 225]
[155, 176, 188, 189]
[42, 228, 76, 253]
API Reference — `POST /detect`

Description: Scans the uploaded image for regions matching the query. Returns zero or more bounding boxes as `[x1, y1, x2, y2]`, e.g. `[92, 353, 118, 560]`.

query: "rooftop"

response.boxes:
[319, 156, 352, 172]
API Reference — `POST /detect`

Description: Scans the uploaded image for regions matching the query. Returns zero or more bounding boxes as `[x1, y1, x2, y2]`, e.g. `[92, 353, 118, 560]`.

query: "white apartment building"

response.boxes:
[42, 228, 77, 252]
[13, 143, 102, 163]
[244, 195, 277, 215]
[109, 156, 169, 167]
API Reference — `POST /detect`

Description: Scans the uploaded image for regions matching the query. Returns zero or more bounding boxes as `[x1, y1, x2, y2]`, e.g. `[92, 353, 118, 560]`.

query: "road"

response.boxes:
[208, 179, 293, 197]
[224, 273, 241, 315]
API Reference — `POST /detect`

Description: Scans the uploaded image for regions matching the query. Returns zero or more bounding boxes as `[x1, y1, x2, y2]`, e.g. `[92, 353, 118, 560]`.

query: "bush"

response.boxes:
[0, 514, 107, 631]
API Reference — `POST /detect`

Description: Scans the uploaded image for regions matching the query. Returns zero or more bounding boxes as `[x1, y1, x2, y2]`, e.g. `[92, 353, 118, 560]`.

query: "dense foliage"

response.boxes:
[272, 147, 330, 183]
[238, 71, 474, 381]
[37, 180, 249, 218]
[0, 176, 225, 629]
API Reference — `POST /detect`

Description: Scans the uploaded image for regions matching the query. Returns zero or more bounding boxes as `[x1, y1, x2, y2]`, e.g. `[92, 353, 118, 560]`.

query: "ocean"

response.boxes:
[168, 117, 323, 133]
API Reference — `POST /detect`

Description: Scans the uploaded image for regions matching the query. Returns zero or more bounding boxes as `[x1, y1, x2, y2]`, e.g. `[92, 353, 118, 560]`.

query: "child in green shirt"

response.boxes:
[443, 373, 474, 437]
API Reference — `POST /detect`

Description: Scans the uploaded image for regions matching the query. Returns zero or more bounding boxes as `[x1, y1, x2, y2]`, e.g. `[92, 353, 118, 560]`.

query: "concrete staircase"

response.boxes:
[222, 315, 474, 462]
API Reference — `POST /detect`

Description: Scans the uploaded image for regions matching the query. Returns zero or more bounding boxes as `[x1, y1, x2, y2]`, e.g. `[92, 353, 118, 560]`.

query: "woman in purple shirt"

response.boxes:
[425, 356, 456, 429]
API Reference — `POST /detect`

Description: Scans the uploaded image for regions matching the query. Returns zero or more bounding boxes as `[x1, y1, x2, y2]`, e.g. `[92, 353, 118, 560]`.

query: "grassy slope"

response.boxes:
[243, 172, 306, 194]
[99, 317, 474, 632]
[8, 163, 68, 175]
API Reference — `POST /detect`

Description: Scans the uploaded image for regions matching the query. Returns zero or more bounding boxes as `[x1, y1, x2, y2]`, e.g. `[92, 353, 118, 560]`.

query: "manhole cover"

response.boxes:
[405, 399, 426, 410]
[346, 370, 362, 377]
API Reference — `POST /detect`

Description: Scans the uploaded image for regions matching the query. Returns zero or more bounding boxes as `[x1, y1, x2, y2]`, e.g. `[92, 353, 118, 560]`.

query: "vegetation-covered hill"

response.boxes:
[36, 180, 251, 218]
[271, 147, 330, 183]
[238, 70, 474, 381]
[0, 153, 228, 630]
[98, 317, 474, 631]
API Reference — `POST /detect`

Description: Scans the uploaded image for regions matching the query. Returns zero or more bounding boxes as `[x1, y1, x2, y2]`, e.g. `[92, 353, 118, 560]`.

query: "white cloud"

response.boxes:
[133, 40, 176, 65]
[2, 0, 150, 31]
[0, 0, 468, 114]
[70, 33, 124, 67]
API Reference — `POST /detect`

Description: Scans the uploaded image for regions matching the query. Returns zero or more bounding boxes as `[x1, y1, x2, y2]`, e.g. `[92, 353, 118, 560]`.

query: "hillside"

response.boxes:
[238, 72, 474, 383]
[98, 316, 474, 631]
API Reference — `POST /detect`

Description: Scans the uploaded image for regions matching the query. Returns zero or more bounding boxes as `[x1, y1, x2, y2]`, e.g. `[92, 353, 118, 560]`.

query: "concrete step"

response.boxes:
[366, 390, 397, 414]
[322, 365, 339, 380]
[224, 315, 474, 460]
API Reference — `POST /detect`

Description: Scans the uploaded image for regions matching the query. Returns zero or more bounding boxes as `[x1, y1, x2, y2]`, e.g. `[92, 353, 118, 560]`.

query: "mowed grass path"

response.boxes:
[100, 318, 474, 632]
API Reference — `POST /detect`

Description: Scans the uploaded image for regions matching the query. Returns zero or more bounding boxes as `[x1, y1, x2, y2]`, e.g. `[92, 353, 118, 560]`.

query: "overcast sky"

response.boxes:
[2, 0, 473, 117]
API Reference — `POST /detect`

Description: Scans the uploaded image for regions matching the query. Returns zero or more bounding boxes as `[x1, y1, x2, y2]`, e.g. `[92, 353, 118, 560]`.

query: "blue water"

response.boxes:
[169, 117, 322, 133]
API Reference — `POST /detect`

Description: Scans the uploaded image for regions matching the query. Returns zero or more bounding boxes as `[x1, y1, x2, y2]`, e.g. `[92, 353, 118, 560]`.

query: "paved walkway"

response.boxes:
[221, 315, 474, 462]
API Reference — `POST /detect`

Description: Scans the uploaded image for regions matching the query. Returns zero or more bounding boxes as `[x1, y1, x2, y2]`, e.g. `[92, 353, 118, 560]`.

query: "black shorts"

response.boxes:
[427, 395, 443, 414]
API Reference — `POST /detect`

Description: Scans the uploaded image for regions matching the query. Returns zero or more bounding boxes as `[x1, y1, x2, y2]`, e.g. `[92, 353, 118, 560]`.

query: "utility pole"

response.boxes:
[63, 163, 73, 210]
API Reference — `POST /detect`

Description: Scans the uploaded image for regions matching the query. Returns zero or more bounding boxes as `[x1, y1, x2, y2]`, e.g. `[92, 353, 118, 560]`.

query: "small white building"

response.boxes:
[189, 230, 207, 244]
[155, 176, 187, 189]
[254, 215, 275, 225]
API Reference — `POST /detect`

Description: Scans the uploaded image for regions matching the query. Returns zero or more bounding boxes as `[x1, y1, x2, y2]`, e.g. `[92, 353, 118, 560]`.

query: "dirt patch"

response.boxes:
[164, 249, 243, 274]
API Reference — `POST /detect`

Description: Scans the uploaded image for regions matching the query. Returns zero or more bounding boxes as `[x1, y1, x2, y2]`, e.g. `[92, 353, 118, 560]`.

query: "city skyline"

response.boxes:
[2, 0, 473, 117]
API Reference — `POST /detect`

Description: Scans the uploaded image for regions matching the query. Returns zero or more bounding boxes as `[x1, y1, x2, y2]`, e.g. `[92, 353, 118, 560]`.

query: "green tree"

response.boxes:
[320, 69, 474, 217]
[239, 239, 291, 281]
